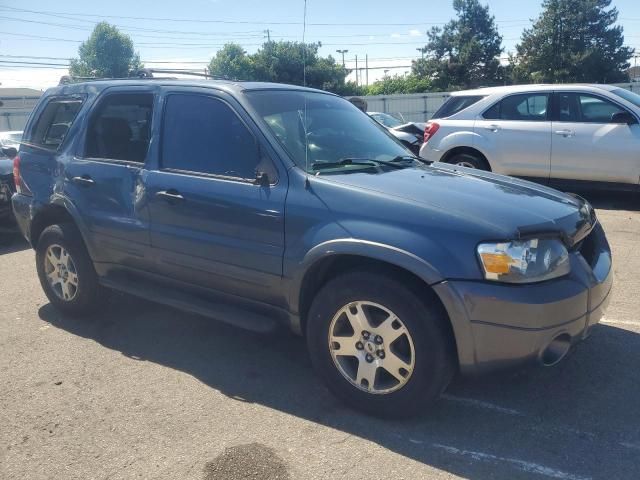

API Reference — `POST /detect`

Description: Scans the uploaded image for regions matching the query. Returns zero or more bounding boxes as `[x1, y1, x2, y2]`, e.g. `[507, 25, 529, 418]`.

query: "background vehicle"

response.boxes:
[369, 112, 425, 155]
[0, 131, 21, 236]
[10, 78, 611, 418]
[419, 84, 640, 191]
[0, 131, 22, 158]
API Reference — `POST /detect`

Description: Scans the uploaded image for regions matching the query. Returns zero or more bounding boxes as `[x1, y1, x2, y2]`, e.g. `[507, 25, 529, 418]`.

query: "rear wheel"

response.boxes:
[446, 152, 489, 170]
[36, 223, 106, 315]
[306, 270, 455, 418]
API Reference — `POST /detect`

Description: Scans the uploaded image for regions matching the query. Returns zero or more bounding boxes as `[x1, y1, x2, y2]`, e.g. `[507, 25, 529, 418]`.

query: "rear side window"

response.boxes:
[27, 97, 84, 150]
[432, 95, 485, 119]
[161, 94, 263, 180]
[85, 93, 153, 163]
[483, 93, 549, 121]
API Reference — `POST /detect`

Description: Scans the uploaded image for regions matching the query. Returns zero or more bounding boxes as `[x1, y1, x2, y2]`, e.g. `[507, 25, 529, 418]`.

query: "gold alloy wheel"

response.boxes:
[43, 244, 79, 301]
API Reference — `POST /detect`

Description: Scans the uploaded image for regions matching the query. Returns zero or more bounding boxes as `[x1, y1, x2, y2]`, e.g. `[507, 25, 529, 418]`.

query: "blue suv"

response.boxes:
[10, 79, 612, 417]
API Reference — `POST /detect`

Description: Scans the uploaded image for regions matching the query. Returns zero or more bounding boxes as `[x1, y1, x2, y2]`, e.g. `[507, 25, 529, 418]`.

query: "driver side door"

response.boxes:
[550, 91, 640, 184]
[145, 89, 287, 305]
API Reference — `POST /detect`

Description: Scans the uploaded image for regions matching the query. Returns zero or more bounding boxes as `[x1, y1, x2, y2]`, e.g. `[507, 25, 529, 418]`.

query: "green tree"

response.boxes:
[366, 74, 432, 95]
[209, 41, 351, 93]
[512, 0, 633, 83]
[70, 22, 141, 78]
[208, 43, 256, 80]
[412, 0, 503, 90]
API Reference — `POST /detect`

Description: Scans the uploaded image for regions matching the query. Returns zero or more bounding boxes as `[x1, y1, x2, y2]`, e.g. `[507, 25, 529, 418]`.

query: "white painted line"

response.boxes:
[441, 394, 524, 416]
[600, 318, 639, 327]
[432, 443, 591, 480]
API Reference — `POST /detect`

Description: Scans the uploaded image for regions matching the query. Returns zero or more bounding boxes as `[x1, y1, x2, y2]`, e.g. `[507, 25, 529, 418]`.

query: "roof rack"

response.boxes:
[58, 68, 233, 86]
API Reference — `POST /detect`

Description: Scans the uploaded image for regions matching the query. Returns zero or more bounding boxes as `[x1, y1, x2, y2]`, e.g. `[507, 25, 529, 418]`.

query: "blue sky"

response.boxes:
[1, 0, 639, 89]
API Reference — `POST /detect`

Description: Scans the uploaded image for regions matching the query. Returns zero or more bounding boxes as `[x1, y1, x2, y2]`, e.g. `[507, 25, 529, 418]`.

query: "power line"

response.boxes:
[0, 5, 532, 26]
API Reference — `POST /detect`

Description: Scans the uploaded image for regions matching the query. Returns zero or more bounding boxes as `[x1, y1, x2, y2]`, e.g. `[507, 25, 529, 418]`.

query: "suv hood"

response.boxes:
[322, 163, 595, 246]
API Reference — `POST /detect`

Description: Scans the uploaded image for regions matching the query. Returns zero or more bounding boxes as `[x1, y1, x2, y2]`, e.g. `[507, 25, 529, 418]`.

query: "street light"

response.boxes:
[336, 49, 349, 67]
[416, 47, 427, 60]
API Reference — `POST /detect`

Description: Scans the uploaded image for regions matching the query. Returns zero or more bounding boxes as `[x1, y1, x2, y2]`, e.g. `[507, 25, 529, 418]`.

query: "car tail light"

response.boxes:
[424, 122, 440, 143]
[13, 155, 31, 195]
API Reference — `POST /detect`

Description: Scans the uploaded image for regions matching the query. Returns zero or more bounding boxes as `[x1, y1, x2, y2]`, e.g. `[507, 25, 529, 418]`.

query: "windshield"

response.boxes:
[246, 91, 412, 174]
[370, 112, 404, 128]
[611, 88, 640, 109]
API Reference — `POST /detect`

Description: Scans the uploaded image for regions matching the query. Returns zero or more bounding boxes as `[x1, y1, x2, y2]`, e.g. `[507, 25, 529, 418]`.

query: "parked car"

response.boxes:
[11, 79, 611, 417]
[419, 84, 640, 192]
[368, 112, 425, 155]
[0, 131, 21, 235]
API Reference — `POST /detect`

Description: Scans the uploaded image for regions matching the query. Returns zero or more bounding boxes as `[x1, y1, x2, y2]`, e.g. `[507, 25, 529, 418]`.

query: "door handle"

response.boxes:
[485, 124, 501, 132]
[555, 129, 575, 137]
[156, 189, 185, 203]
[71, 175, 95, 186]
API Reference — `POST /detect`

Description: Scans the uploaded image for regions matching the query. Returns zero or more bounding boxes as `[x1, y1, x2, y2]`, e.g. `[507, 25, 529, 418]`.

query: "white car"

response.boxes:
[419, 84, 640, 191]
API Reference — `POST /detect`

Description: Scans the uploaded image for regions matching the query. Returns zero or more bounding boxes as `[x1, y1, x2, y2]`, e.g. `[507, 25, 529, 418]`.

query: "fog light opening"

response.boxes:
[541, 334, 571, 367]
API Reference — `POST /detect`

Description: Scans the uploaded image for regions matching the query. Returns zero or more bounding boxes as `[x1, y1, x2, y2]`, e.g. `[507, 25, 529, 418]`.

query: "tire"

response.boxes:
[35, 223, 106, 316]
[446, 152, 489, 170]
[306, 270, 455, 418]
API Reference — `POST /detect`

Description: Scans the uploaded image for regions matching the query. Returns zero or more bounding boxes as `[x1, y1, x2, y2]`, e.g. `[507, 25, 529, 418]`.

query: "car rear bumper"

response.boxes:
[418, 142, 444, 162]
[11, 192, 32, 242]
[434, 222, 612, 375]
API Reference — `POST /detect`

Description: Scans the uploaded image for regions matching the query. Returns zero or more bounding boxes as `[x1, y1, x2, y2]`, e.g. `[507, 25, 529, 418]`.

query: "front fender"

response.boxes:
[288, 238, 445, 315]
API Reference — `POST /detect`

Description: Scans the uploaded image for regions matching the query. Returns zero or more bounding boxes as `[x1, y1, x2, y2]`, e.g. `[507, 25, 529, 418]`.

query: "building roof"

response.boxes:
[0, 88, 43, 98]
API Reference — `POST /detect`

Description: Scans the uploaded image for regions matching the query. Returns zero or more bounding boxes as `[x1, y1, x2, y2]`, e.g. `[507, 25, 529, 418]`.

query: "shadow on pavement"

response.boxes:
[0, 232, 29, 255]
[564, 189, 639, 212]
[38, 295, 640, 480]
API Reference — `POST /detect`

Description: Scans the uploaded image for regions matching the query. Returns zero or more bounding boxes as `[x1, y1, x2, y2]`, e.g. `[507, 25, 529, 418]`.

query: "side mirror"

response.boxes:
[1, 146, 17, 159]
[254, 171, 270, 187]
[611, 111, 637, 125]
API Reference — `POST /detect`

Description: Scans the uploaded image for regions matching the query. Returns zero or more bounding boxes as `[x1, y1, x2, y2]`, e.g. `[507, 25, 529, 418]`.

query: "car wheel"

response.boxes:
[306, 270, 455, 418]
[36, 223, 106, 315]
[447, 152, 489, 170]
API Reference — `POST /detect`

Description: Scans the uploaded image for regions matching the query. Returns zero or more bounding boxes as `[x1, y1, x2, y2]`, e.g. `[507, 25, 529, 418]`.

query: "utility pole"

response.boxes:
[263, 29, 271, 42]
[416, 47, 427, 60]
[365, 54, 369, 86]
[355, 55, 359, 86]
[336, 49, 348, 67]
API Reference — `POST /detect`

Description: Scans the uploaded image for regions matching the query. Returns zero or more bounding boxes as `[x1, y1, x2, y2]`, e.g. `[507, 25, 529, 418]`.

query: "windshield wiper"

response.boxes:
[390, 154, 427, 164]
[311, 157, 409, 171]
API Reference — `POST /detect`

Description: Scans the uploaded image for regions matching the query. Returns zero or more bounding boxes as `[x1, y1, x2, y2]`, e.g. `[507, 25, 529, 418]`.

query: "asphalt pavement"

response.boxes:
[1, 191, 639, 480]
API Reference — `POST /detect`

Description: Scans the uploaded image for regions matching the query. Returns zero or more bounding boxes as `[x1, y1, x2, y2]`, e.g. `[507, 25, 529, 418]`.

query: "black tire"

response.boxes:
[36, 223, 106, 316]
[306, 270, 455, 418]
[446, 152, 489, 170]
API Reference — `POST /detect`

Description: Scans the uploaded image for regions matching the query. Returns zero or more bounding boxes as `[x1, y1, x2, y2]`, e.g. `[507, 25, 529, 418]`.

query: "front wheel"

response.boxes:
[446, 152, 489, 170]
[306, 271, 455, 418]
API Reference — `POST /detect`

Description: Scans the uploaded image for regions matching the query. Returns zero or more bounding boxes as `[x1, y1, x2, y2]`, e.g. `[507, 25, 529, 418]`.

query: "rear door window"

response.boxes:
[483, 93, 549, 121]
[85, 93, 153, 163]
[27, 97, 84, 150]
[432, 95, 485, 119]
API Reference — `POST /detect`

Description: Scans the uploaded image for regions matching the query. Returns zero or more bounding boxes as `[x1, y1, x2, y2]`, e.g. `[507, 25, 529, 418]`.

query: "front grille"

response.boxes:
[577, 227, 599, 268]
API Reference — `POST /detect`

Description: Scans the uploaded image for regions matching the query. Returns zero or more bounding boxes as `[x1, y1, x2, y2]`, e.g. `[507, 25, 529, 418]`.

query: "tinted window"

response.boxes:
[432, 95, 485, 119]
[579, 94, 625, 123]
[554, 93, 628, 123]
[161, 94, 261, 180]
[483, 93, 549, 121]
[85, 93, 153, 162]
[28, 97, 83, 150]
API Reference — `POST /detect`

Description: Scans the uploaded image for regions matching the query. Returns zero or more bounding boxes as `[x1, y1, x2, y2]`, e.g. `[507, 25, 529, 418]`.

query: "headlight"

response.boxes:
[477, 238, 570, 283]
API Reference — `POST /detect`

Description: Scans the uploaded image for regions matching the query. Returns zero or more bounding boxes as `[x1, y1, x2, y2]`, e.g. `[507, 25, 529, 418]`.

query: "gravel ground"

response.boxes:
[0, 191, 639, 480]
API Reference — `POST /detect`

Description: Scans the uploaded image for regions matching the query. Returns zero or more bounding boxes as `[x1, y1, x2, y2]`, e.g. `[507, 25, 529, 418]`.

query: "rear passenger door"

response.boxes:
[550, 91, 640, 184]
[66, 87, 156, 270]
[145, 88, 287, 305]
[474, 92, 552, 179]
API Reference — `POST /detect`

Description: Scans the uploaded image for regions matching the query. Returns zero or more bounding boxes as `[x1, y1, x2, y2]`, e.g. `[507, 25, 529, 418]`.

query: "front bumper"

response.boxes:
[434, 223, 612, 375]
